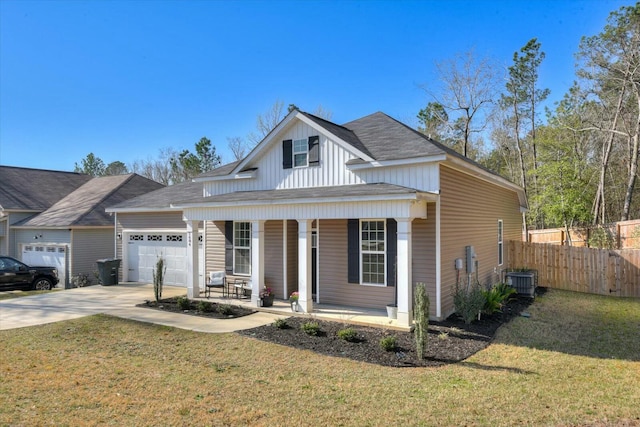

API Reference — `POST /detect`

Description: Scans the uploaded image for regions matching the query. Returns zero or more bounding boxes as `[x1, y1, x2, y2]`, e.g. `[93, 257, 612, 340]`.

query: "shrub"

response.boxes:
[301, 321, 321, 336]
[273, 318, 288, 329]
[483, 282, 517, 315]
[217, 304, 233, 316]
[588, 227, 615, 249]
[379, 335, 397, 351]
[70, 273, 91, 288]
[337, 327, 358, 342]
[197, 300, 213, 313]
[414, 282, 430, 359]
[176, 296, 190, 310]
[454, 282, 486, 324]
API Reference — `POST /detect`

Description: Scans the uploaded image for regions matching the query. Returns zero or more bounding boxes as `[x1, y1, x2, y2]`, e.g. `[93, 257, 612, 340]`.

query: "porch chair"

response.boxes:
[205, 271, 226, 298]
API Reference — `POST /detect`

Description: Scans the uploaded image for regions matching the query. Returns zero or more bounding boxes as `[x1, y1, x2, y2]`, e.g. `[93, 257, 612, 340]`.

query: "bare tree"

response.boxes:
[130, 147, 178, 185]
[247, 100, 286, 146]
[227, 136, 248, 161]
[421, 49, 500, 159]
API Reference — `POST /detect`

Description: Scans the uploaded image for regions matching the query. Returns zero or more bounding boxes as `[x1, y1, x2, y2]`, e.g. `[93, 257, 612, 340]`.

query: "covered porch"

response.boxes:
[175, 183, 440, 329]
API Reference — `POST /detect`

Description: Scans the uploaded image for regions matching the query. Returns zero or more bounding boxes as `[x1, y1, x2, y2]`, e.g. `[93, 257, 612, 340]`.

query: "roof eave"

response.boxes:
[346, 154, 447, 170]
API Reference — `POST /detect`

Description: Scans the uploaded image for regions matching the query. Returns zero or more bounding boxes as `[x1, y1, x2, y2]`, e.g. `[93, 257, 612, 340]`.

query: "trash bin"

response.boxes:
[96, 258, 121, 286]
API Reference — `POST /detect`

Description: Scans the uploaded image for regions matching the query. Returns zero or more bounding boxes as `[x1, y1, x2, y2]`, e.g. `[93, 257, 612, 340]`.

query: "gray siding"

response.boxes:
[286, 220, 298, 296]
[264, 220, 284, 298]
[412, 210, 437, 317]
[70, 228, 114, 281]
[318, 219, 394, 309]
[439, 164, 523, 318]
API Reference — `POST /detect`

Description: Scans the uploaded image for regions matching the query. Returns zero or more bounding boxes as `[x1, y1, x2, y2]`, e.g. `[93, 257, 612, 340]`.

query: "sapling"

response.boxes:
[153, 256, 166, 302]
[414, 282, 430, 359]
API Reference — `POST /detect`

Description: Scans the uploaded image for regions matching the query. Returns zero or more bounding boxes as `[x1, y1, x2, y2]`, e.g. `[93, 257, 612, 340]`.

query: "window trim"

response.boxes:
[233, 221, 251, 276]
[292, 138, 309, 168]
[360, 219, 386, 287]
[498, 219, 504, 266]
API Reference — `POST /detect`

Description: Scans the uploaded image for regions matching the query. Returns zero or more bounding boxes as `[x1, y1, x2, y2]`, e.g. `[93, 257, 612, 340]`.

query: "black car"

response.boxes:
[0, 256, 59, 291]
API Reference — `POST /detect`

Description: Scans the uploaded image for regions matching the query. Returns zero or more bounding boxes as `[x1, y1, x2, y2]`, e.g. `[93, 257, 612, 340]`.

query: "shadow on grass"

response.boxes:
[494, 289, 640, 362]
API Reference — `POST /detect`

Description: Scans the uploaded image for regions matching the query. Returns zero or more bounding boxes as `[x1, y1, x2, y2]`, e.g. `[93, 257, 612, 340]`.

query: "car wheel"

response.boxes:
[32, 278, 53, 291]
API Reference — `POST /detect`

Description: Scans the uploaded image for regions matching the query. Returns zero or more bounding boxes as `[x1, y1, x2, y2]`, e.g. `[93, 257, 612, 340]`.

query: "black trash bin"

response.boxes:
[96, 258, 121, 286]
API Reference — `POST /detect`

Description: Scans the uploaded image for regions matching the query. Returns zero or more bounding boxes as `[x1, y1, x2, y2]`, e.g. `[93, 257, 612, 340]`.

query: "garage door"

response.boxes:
[126, 232, 203, 287]
[21, 244, 67, 288]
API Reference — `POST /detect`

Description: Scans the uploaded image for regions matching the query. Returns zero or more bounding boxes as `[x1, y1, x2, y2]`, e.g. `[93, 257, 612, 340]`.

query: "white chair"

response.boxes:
[205, 271, 226, 298]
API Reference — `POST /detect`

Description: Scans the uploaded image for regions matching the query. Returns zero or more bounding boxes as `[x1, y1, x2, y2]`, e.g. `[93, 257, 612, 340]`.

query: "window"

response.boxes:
[293, 139, 308, 167]
[498, 219, 504, 266]
[361, 220, 386, 285]
[233, 222, 251, 275]
[147, 235, 162, 241]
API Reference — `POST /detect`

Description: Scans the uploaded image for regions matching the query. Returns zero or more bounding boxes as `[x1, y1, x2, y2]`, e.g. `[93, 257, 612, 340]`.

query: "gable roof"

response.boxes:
[0, 166, 91, 212]
[16, 174, 164, 227]
[106, 178, 203, 212]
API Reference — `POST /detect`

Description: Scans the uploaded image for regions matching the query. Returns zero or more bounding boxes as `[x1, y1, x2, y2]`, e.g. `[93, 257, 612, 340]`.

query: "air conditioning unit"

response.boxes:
[505, 270, 537, 298]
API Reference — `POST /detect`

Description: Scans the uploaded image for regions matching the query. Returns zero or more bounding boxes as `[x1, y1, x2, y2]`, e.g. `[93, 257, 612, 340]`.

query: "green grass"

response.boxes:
[0, 289, 638, 426]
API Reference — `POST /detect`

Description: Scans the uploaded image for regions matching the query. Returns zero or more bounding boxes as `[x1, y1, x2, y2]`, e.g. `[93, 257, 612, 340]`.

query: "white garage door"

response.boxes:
[21, 244, 67, 288]
[126, 232, 203, 287]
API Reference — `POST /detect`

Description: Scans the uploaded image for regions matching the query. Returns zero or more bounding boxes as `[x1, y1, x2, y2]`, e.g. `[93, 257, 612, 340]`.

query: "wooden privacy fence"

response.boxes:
[527, 219, 640, 249]
[507, 240, 640, 297]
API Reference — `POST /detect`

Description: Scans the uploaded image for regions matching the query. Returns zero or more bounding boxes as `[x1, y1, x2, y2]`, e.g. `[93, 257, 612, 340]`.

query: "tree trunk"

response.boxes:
[592, 85, 625, 225]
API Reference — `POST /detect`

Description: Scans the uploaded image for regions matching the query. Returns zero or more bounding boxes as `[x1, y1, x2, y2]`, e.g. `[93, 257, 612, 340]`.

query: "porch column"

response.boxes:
[186, 220, 200, 298]
[251, 220, 265, 307]
[396, 218, 413, 327]
[297, 219, 313, 313]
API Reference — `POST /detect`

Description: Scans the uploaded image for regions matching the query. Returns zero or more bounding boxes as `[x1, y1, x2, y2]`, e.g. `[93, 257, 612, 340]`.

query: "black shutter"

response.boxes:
[308, 135, 320, 166]
[347, 219, 359, 283]
[282, 139, 293, 169]
[386, 219, 397, 287]
[225, 221, 233, 274]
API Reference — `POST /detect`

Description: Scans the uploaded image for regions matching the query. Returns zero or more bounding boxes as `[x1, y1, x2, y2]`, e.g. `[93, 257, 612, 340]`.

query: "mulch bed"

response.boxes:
[138, 297, 256, 319]
[139, 292, 538, 368]
[239, 295, 536, 367]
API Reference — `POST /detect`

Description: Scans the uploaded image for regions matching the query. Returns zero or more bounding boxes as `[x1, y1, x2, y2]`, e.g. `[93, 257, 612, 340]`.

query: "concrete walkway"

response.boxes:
[0, 284, 285, 332]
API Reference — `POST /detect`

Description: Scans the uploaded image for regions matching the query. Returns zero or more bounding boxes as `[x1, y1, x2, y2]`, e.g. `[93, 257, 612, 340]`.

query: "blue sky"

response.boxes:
[0, 0, 630, 172]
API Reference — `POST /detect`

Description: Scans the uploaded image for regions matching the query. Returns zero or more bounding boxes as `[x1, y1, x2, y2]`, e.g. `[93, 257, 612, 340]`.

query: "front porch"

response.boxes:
[194, 288, 409, 331]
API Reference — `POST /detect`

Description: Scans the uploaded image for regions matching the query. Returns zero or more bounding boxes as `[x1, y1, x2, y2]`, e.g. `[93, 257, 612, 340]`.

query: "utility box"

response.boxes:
[96, 258, 121, 286]
[506, 270, 536, 298]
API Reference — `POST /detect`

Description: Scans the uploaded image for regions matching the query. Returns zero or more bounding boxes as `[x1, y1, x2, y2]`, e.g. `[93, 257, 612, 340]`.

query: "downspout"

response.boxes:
[436, 196, 441, 319]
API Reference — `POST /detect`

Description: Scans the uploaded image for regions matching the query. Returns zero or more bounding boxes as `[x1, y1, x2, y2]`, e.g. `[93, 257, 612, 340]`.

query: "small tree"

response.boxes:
[153, 256, 166, 302]
[414, 282, 430, 359]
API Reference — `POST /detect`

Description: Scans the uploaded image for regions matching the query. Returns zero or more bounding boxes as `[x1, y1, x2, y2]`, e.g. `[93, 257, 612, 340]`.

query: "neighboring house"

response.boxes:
[108, 110, 526, 328]
[1, 166, 163, 287]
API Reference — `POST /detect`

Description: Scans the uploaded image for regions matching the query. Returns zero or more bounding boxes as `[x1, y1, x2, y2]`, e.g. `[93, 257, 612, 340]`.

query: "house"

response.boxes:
[107, 110, 526, 328]
[0, 166, 163, 287]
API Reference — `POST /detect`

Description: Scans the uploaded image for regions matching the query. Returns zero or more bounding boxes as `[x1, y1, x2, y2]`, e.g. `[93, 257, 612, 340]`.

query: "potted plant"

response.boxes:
[260, 286, 274, 307]
[289, 291, 299, 312]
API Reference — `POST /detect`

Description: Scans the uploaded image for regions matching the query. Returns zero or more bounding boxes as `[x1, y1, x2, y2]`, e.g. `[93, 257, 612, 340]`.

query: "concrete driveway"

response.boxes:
[0, 283, 283, 332]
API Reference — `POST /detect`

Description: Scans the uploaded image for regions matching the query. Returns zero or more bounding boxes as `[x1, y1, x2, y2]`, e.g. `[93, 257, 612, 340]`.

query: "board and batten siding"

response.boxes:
[71, 229, 114, 279]
[318, 219, 394, 309]
[204, 121, 365, 196]
[439, 164, 523, 318]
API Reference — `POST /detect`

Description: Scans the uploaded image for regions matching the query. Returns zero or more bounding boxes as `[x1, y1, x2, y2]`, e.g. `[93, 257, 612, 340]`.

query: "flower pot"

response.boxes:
[386, 304, 397, 319]
[290, 301, 298, 312]
[261, 295, 274, 307]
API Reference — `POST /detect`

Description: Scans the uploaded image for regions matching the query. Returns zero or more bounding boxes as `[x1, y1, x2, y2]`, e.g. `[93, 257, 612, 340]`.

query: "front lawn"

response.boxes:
[0, 289, 638, 426]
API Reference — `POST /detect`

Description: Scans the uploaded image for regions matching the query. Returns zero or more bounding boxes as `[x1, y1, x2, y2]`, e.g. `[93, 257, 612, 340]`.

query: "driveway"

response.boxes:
[0, 283, 283, 332]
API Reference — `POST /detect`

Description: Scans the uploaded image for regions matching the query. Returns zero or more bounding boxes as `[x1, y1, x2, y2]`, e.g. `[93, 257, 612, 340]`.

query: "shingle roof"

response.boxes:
[106, 178, 202, 211]
[343, 112, 447, 161]
[0, 166, 91, 211]
[17, 174, 164, 227]
[299, 112, 374, 159]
